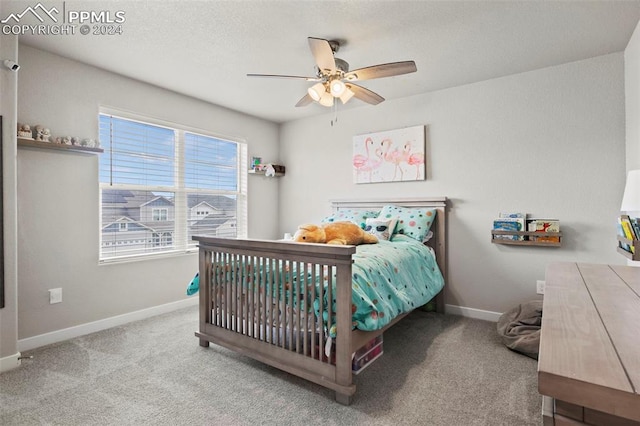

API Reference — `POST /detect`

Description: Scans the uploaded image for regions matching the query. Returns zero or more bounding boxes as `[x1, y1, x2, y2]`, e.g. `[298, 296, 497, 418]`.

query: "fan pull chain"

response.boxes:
[331, 101, 338, 126]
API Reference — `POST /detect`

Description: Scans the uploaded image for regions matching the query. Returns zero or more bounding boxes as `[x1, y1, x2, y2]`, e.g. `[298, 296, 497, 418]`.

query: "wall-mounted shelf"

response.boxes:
[247, 169, 285, 177]
[248, 164, 285, 177]
[17, 137, 103, 154]
[616, 235, 639, 260]
[491, 230, 562, 247]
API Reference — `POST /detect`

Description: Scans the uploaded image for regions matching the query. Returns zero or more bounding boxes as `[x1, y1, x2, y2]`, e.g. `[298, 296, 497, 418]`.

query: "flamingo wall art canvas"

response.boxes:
[352, 125, 426, 184]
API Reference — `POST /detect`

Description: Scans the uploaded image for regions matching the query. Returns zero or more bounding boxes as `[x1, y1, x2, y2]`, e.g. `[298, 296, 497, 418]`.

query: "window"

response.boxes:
[152, 208, 168, 221]
[151, 232, 172, 247]
[99, 111, 247, 261]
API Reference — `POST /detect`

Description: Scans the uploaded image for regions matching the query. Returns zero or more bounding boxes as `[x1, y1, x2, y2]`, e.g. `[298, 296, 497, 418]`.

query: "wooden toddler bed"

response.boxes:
[193, 197, 447, 405]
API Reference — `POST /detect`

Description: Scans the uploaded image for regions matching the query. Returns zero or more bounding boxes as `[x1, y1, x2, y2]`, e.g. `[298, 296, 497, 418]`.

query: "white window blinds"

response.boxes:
[99, 112, 247, 261]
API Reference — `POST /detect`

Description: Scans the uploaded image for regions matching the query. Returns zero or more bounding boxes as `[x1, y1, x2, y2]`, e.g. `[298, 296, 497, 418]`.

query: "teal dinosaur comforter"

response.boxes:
[187, 234, 444, 337]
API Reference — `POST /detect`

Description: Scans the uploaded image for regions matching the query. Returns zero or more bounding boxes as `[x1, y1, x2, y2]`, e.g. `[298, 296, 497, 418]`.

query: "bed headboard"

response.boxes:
[329, 197, 448, 301]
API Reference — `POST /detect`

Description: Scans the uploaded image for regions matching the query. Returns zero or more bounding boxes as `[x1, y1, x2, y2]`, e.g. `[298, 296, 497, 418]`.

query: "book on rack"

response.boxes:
[617, 220, 632, 252]
[498, 212, 526, 219]
[619, 215, 638, 253]
[631, 217, 640, 241]
[527, 219, 560, 243]
[493, 217, 525, 240]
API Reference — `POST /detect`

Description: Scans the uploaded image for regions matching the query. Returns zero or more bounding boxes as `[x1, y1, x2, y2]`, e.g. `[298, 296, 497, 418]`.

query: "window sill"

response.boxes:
[99, 248, 198, 265]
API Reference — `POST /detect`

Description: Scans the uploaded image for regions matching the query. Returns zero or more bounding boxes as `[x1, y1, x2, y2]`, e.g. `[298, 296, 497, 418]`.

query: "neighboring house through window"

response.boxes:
[98, 110, 247, 261]
[152, 208, 168, 221]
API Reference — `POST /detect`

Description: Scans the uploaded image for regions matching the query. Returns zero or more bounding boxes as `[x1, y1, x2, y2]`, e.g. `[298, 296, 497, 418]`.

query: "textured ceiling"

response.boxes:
[4, 0, 640, 123]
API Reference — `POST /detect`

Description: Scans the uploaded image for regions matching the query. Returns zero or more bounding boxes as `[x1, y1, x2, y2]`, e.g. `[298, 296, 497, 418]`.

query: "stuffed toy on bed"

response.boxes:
[293, 221, 379, 245]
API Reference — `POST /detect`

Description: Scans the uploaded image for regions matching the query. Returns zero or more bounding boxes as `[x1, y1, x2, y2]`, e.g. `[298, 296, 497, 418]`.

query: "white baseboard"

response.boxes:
[445, 304, 502, 322]
[0, 352, 22, 373]
[18, 297, 198, 352]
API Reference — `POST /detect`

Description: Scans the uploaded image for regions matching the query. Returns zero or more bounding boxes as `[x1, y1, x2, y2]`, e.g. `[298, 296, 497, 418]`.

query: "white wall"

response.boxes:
[16, 45, 281, 340]
[279, 53, 626, 314]
[626, 20, 640, 171]
[624, 20, 640, 266]
[0, 32, 20, 370]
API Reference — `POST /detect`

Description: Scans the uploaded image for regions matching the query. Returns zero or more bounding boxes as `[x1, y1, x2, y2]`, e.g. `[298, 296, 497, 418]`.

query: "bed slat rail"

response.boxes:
[194, 236, 357, 399]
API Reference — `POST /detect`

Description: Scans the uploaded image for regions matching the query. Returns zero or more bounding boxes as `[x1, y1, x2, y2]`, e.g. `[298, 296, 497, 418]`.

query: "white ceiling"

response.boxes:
[6, 0, 640, 123]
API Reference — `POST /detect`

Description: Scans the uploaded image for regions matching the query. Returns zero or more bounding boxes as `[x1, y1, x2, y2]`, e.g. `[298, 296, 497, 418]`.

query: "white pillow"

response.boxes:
[365, 217, 397, 241]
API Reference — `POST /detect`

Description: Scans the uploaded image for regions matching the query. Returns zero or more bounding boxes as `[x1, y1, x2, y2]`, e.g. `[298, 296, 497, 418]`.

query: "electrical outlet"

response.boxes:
[536, 280, 545, 295]
[49, 288, 62, 304]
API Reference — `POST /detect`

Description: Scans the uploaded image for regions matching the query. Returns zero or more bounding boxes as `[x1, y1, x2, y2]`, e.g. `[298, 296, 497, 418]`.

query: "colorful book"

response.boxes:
[631, 217, 640, 241]
[493, 218, 525, 240]
[618, 214, 638, 253]
[499, 212, 526, 219]
[527, 219, 560, 243]
[617, 221, 632, 252]
[619, 215, 637, 253]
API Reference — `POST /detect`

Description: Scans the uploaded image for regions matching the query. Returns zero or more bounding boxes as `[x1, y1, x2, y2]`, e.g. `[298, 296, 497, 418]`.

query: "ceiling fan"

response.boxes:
[247, 37, 417, 108]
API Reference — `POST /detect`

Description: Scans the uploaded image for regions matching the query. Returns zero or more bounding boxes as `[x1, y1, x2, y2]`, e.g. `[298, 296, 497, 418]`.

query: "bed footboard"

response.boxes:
[193, 236, 357, 403]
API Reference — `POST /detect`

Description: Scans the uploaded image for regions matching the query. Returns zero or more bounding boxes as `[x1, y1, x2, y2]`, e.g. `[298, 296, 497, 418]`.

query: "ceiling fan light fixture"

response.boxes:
[248, 37, 417, 112]
[307, 82, 325, 102]
[318, 90, 334, 107]
[339, 87, 355, 104]
[329, 79, 346, 97]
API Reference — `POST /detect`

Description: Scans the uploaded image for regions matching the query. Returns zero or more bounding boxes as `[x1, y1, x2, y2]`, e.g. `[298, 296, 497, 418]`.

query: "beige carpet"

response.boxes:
[0, 305, 541, 425]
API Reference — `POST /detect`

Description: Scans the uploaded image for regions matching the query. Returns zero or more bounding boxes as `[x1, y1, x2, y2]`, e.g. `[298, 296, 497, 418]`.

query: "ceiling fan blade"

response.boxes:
[295, 93, 313, 107]
[347, 83, 385, 105]
[308, 37, 336, 73]
[247, 73, 319, 81]
[344, 61, 417, 81]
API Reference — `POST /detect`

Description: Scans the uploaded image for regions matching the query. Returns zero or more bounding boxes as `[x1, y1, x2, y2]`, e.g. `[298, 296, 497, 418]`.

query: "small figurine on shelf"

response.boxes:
[80, 138, 98, 148]
[34, 125, 51, 142]
[17, 123, 33, 139]
[251, 156, 262, 170]
[265, 164, 276, 177]
[70, 137, 79, 146]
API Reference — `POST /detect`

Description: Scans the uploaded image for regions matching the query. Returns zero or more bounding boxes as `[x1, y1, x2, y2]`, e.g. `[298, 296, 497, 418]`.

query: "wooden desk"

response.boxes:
[538, 262, 640, 426]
